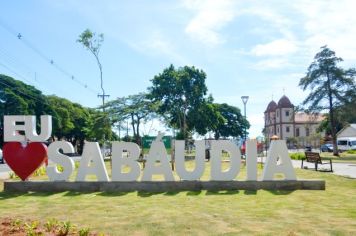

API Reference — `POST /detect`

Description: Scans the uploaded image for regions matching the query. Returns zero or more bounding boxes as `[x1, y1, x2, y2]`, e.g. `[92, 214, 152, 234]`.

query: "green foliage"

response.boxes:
[346, 150, 356, 154]
[213, 103, 249, 139]
[58, 220, 72, 236]
[0, 74, 50, 147]
[299, 46, 356, 155]
[0, 75, 114, 151]
[104, 92, 156, 144]
[77, 29, 104, 55]
[24, 220, 41, 236]
[289, 152, 305, 160]
[79, 227, 91, 236]
[44, 218, 58, 232]
[149, 65, 208, 138]
[33, 166, 47, 177]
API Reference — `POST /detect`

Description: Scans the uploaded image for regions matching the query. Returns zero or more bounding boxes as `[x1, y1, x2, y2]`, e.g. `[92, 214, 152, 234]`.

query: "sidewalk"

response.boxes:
[291, 159, 356, 179]
[0, 164, 10, 180]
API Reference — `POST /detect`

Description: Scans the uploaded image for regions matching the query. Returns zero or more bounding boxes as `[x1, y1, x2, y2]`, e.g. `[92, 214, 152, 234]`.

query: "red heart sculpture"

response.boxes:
[3, 142, 48, 181]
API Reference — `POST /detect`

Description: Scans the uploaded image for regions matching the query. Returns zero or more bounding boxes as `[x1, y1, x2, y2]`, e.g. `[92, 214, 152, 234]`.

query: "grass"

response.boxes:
[1, 160, 356, 235]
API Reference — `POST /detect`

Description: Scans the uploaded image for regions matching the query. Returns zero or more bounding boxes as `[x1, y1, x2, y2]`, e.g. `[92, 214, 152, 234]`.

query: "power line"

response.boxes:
[0, 17, 100, 95]
[0, 47, 69, 96]
[0, 61, 36, 87]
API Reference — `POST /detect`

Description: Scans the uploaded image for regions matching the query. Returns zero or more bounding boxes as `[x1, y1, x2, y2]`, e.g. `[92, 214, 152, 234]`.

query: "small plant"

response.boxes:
[58, 220, 72, 236]
[24, 220, 41, 236]
[33, 166, 46, 177]
[10, 218, 23, 231]
[79, 227, 91, 236]
[44, 218, 58, 232]
[9, 172, 18, 179]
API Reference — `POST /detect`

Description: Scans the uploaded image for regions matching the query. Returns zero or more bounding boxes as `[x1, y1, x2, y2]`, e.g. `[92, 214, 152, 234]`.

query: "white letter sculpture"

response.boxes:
[111, 142, 141, 181]
[262, 140, 296, 180]
[142, 135, 174, 181]
[175, 140, 205, 180]
[246, 139, 258, 181]
[76, 142, 109, 181]
[210, 140, 241, 181]
[47, 141, 75, 181]
[4, 115, 52, 142]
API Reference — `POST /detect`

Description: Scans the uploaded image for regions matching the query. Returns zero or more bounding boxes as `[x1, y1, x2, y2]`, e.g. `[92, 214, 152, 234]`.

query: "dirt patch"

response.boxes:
[0, 217, 102, 236]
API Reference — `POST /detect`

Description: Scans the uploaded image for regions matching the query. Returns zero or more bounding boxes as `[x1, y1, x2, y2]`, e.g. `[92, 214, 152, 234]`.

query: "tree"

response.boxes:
[189, 99, 225, 136]
[105, 93, 157, 144]
[149, 65, 208, 140]
[299, 46, 356, 155]
[213, 103, 249, 140]
[77, 29, 107, 109]
[0, 74, 115, 151]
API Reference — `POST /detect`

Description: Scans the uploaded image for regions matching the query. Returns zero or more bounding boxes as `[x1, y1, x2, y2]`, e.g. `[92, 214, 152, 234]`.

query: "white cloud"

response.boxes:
[293, 0, 356, 61]
[251, 39, 298, 57]
[183, 0, 236, 46]
[128, 31, 186, 64]
[252, 58, 291, 70]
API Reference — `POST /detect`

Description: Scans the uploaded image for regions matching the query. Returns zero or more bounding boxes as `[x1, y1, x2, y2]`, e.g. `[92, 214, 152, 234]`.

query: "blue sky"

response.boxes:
[0, 0, 356, 138]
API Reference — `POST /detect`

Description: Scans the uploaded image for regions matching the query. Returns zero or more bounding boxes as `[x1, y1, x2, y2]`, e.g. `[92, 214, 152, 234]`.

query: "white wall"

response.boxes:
[338, 126, 356, 138]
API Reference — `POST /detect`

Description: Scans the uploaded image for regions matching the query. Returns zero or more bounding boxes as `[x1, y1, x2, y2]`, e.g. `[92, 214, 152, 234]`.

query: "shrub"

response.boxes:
[289, 152, 305, 160]
[346, 150, 356, 154]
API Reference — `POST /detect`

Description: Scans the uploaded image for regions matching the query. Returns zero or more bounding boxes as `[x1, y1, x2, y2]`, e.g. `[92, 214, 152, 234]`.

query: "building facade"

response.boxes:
[264, 95, 324, 148]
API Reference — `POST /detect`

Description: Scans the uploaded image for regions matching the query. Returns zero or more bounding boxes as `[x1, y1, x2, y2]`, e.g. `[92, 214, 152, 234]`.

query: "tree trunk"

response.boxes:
[130, 113, 136, 139]
[326, 71, 339, 156]
[136, 116, 141, 145]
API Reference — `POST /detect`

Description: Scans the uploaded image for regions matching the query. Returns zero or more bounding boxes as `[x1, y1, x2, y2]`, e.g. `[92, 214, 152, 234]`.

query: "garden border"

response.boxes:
[4, 180, 325, 192]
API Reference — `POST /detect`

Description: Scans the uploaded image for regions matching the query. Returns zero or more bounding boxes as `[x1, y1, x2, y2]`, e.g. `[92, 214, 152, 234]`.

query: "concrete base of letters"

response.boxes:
[4, 180, 325, 192]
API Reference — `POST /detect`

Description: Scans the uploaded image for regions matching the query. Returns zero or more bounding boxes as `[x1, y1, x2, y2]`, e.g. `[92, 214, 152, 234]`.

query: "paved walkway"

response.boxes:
[0, 164, 10, 180]
[258, 157, 356, 179]
[291, 160, 356, 179]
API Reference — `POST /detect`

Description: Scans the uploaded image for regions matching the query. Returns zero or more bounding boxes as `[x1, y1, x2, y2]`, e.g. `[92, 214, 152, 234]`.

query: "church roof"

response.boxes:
[265, 100, 278, 113]
[277, 95, 294, 108]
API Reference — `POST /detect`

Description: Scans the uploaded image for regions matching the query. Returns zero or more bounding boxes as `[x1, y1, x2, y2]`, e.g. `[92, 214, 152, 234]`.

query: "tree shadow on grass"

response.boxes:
[243, 190, 257, 195]
[186, 190, 202, 196]
[137, 191, 165, 197]
[63, 191, 98, 197]
[0, 192, 26, 199]
[206, 190, 240, 195]
[97, 191, 129, 197]
[267, 190, 295, 195]
[164, 191, 180, 196]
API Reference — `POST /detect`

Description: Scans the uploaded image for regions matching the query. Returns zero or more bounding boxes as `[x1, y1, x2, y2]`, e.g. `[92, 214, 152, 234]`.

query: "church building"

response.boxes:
[264, 95, 324, 147]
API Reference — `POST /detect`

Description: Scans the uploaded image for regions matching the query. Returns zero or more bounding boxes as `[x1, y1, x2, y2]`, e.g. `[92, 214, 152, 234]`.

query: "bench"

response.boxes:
[301, 152, 333, 172]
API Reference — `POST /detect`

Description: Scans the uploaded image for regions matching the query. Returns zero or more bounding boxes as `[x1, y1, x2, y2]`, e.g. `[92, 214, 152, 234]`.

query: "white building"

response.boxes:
[337, 124, 356, 138]
[264, 95, 324, 147]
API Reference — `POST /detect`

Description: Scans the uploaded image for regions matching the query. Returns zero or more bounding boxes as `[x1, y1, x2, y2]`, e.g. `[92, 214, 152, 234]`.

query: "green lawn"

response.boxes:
[320, 152, 356, 163]
[1, 161, 356, 235]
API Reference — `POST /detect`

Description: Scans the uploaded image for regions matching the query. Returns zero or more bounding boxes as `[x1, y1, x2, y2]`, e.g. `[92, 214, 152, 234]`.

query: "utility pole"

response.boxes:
[98, 93, 110, 111]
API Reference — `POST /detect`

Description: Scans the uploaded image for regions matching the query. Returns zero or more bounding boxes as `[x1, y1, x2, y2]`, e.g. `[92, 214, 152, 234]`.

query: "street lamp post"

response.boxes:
[241, 96, 249, 142]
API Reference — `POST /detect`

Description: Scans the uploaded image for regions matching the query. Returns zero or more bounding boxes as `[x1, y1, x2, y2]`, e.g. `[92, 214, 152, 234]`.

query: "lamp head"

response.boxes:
[241, 96, 249, 104]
